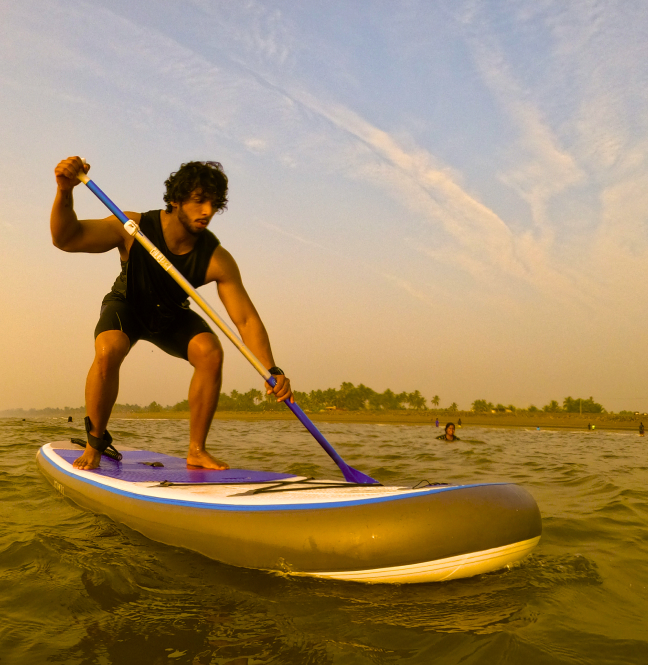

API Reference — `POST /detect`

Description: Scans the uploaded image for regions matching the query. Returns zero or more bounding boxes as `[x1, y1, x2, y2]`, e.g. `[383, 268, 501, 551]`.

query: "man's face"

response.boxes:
[174, 189, 216, 236]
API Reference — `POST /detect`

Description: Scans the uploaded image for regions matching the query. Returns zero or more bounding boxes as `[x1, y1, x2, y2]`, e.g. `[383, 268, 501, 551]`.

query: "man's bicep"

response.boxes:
[209, 249, 260, 326]
[72, 212, 138, 253]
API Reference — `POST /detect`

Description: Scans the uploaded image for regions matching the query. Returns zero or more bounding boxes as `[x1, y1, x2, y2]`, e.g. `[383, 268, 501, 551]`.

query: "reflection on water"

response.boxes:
[1, 417, 647, 664]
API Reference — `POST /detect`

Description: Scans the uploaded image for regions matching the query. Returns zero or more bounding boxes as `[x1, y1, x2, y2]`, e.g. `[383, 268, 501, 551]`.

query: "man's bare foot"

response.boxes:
[186, 448, 229, 470]
[73, 446, 102, 470]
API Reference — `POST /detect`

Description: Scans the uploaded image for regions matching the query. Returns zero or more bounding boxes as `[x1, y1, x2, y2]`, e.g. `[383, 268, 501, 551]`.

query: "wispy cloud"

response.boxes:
[461, 7, 583, 220]
[439, 0, 648, 311]
[258, 221, 325, 249]
[7, 0, 645, 315]
[188, 0, 295, 68]
[285, 88, 606, 308]
[259, 220, 437, 305]
[21, 2, 531, 297]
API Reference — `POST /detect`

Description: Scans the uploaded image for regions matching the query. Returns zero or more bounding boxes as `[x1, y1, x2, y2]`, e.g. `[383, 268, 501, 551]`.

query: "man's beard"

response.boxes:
[178, 206, 207, 236]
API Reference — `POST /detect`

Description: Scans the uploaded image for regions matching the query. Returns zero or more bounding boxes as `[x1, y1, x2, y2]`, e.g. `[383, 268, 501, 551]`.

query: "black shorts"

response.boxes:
[94, 297, 214, 360]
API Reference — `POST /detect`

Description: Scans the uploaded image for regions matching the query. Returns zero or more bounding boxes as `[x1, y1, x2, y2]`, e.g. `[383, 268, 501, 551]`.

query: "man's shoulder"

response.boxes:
[203, 244, 240, 285]
[139, 210, 161, 225]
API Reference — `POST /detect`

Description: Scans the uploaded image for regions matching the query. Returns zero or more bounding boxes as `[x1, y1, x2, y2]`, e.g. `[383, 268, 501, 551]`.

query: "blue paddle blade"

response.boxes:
[342, 464, 381, 485]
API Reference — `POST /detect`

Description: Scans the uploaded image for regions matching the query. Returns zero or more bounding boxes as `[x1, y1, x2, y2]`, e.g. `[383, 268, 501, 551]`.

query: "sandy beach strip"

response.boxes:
[111, 410, 646, 432]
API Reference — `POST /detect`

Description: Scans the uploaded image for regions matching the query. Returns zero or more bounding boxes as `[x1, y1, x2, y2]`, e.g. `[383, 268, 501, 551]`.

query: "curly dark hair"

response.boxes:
[163, 161, 228, 213]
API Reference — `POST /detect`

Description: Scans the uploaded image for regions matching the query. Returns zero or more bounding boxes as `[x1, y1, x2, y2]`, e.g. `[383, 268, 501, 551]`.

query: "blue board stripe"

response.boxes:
[39, 447, 507, 512]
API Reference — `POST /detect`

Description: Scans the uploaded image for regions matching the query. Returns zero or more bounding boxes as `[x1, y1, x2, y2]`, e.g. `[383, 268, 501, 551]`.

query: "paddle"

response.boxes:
[75, 162, 379, 485]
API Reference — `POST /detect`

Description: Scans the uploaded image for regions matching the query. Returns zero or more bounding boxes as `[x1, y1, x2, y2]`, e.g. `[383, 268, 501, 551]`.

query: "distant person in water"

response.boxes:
[457, 418, 462, 427]
[437, 423, 460, 442]
[435, 418, 440, 427]
[640, 422, 645, 436]
[587, 423, 591, 431]
[51, 156, 293, 471]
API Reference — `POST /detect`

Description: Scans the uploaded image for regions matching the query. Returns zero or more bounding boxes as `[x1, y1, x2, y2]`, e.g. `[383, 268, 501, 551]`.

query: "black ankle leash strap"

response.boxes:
[67, 416, 124, 462]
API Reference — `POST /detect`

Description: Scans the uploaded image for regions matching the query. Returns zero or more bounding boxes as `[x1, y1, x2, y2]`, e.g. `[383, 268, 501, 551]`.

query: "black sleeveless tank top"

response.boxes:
[106, 210, 220, 331]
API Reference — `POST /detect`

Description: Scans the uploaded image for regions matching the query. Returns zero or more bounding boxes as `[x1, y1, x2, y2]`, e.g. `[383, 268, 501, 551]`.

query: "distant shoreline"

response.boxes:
[10, 409, 641, 432]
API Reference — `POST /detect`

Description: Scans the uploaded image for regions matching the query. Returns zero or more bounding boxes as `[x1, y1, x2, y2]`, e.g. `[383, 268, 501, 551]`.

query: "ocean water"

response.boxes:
[1, 416, 647, 665]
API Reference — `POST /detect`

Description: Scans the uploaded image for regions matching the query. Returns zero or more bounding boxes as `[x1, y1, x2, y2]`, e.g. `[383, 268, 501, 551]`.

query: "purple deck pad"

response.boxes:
[56, 449, 298, 484]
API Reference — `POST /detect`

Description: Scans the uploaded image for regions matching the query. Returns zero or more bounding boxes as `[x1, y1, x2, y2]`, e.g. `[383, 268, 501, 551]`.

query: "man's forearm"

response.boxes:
[51, 188, 81, 250]
[238, 318, 276, 370]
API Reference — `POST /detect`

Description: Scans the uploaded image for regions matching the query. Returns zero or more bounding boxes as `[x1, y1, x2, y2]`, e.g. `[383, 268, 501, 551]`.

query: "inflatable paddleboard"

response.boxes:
[37, 442, 541, 584]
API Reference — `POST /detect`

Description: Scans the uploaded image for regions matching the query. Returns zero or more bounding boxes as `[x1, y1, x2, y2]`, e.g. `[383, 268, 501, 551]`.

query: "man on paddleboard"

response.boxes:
[51, 156, 292, 471]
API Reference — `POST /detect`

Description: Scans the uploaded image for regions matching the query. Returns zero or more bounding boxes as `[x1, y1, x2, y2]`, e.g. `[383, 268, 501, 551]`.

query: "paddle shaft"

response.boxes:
[76, 169, 378, 484]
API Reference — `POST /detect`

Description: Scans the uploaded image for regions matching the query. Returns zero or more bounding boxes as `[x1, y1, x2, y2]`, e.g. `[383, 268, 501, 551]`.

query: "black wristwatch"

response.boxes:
[268, 366, 284, 376]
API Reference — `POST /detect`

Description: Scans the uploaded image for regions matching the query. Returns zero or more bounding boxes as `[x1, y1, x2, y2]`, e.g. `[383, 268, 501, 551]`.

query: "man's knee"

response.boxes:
[188, 333, 223, 372]
[94, 331, 130, 371]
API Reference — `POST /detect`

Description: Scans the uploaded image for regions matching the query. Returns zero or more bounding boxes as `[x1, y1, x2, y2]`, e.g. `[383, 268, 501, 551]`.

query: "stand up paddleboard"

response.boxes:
[38, 442, 541, 584]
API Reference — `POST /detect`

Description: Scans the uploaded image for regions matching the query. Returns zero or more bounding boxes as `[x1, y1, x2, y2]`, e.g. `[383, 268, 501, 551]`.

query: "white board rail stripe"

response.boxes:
[307, 536, 541, 584]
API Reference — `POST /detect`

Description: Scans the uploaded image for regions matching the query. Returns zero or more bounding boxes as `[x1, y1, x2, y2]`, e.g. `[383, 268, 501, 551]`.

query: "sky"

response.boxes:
[1, 0, 647, 412]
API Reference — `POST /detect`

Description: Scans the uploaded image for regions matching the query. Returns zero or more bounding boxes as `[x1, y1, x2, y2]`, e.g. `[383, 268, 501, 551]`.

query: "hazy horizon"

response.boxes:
[0, 387, 631, 416]
[1, 1, 647, 413]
